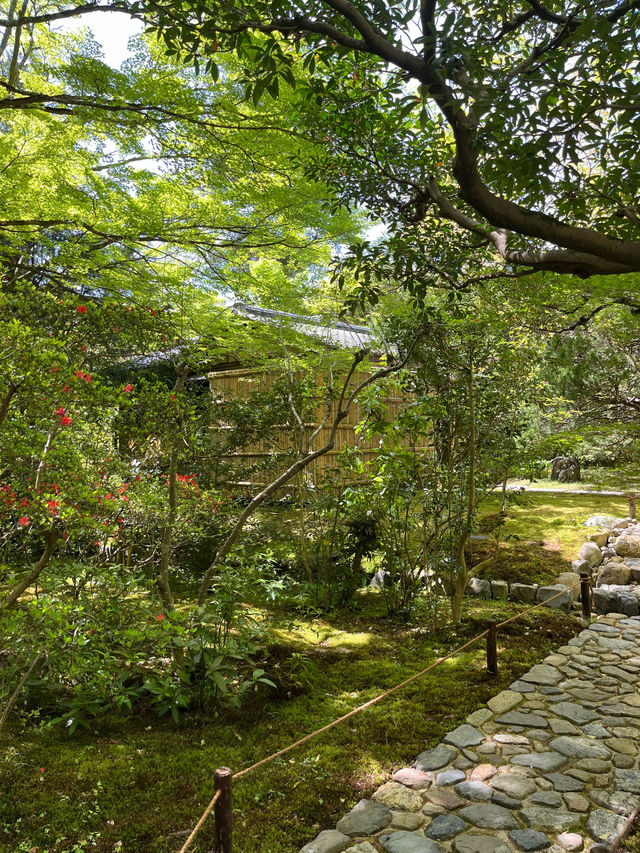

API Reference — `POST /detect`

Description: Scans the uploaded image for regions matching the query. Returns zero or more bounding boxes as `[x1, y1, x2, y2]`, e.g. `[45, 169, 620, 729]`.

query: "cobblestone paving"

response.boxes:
[301, 613, 640, 853]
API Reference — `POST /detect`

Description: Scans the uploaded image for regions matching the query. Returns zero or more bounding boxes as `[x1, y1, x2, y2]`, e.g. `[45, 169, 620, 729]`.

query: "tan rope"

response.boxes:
[178, 789, 221, 853]
[178, 573, 594, 850]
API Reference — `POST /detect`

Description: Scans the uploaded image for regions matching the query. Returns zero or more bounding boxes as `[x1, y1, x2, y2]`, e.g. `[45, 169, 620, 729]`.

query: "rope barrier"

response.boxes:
[178, 573, 592, 851]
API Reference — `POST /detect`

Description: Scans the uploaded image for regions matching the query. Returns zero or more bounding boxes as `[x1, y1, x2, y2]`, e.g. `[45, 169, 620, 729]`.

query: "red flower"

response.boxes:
[136, 475, 141, 481]
[47, 500, 59, 513]
[170, 394, 176, 401]
[80, 345, 87, 352]
[84, 373, 92, 383]
[60, 415, 72, 426]
[40, 767, 45, 773]
[76, 305, 87, 314]
[20, 498, 28, 507]
[75, 371, 85, 379]
[19, 516, 29, 526]
[156, 613, 164, 621]
[122, 384, 134, 393]
[55, 407, 65, 415]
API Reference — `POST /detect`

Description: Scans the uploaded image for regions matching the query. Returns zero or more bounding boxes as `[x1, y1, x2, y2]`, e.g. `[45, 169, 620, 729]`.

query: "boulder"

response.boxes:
[612, 529, 640, 558]
[618, 592, 640, 617]
[585, 515, 624, 528]
[467, 577, 491, 598]
[577, 541, 603, 568]
[596, 563, 632, 586]
[369, 570, 391, 589]
[510, 583, 538, 603]
[593, 587, 620, 615]
[536, 584, 573, 613]
[550, 456, 580, 482]
[571, 558, 592, 575]
[625, 558, 640, 582]
[587, 530, 610, 548]
[491, 580, 508, 599]
[556, 572, 581, 601]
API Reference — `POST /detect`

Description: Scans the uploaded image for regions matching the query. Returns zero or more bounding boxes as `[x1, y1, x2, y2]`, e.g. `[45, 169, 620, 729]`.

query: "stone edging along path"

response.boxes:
[301, 613, 640, 853]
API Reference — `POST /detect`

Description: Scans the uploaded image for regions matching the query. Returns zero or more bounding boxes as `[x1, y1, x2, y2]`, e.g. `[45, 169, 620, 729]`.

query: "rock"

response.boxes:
[557, 572, 581, 600]
[536, 585, 573, 613]
[520, 806, 579, 832]
[596, 563, 632, 585]
[467, 708, 493, 727]
[487, 690, 522, 715]
[415, 744, 458, 771]
[369, 570, 391, 589]
[423, 790, 466, 810]
[530, 791, 563, 807]
[390, 813, 425, 831]
[491, 792, 521, 809]
[436, 768, 466, 786]
[556, 832, 583, 851]
[491, 580, 508, 599]
[550, 702, 598, 724]
[495, 711, 548, 728]
[509, 829, 551, 851]
[393, 768, 432, 789]
[618, 592, 639, 617]
[454, 834, 511, 853]
[490, 774, 537, 799]
[585, 516, 624, 529]
[521, 664, 563, 685]
[625, 557, 640, 581]
[424, 814, 468, 840]
[612, 530, 640, 558]
[563, 794, 589, 812]
[615, 768, 640, 793]
[510, 680, 536, 693]
[471, 764, 497, 782]
[336, 800, 392, 836]
[380, 831, 445, 853]
[577, 541, 603, 568]
[550, 736, 611, 760]
[458, 803, 519, 830]
[543, 774, 584, 793]
[373, 782, 423, 811]
[301, 830, 352, 853]
[444, 725, 484, 749]
[455, 781, 492, 802]
[590, 789, 639, 816]
[550, 456, 580, 482]
[593, 587, 620, 615]
[587, 530, 610, 548]
[345, 844, 378, 853]
[586, 809, 627, 844]
[467, 577, 492, 598]
[510, 752, 566, 771]
[511, 583, 539, 604]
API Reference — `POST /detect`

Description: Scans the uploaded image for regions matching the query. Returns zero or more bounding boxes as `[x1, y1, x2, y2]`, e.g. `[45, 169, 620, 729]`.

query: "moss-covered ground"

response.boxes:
[1, 490, 634, 853]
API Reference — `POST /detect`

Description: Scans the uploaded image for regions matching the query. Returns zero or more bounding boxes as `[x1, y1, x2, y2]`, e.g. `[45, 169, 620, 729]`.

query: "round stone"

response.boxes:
[556, 832, 583, 851]
[424, 814, 468, 840]
[509, 829, 551, 851]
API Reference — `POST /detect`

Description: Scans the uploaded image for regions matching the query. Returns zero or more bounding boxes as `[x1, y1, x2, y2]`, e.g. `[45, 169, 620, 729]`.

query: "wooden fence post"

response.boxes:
[487, 619, 498, 675]
[628, 493, 637, 520]
[580, 573, 592, 619]
[214, 767, 233, 853]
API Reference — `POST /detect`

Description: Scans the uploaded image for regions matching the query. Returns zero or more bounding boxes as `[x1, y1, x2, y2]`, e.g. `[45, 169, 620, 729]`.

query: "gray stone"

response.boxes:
[593, 587, 620, 615]
[557, 572, 581, 601]
[571, 559, 591, 575]
[581, 723, 610, 738]
[590, 789, 639, 816]
[468, 577, 492, 598]
[510, 753, 566, 771]
[550, 702, 598, 724]
[530, 791, 562, 807]
[336, 800, 392, 836]
[597, 563, 632, 585]
[542, 774, 584, 792]
[587, 530, 610, 548]
[585, 515, 623, 529]
[455, 781, 492, 802]
[436, 769, 466, 786]
[490, 774, 537, 799]
[380, 832, 445, 853]
[444, 725, 484, 749]
[390, 813, 426, 831]
[511, 583, 539, 603]
[520, 807, 579, 832]
[416, 744, 458, 771]
[301, 830, 352, 853]
[550, 736, 611, 759]
[536, 585, 573, 613]
[467, 708, 494, 727]
[618, 593, 639, 617]
[454, 834, 511, 853]
[509, 829, 551, 851]
[615, 768, 640, 793]
[521, 664, 562, 685]
[612, 532, 640, 558]
[510, 680, 536, 692]
[491, 580, 509, 599]
[495, 711, 548, 728]
[393, 768, 432, 789]
[577, 541, 603, 568]
[491, 792, 521, 809]
[586, 809, 627, 844]
[424, 814, 468, 840]
[374, 782, 423, 811]
[458, 803, 519, 830]
[549, 719, 579, 736]
[574, 758, 610, 772]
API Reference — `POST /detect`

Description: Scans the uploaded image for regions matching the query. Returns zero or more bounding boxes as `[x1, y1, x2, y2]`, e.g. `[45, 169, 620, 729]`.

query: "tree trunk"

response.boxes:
[450, 532, 469, 623]
[157, 442, 178, 612]
[2, 529, 58, 609]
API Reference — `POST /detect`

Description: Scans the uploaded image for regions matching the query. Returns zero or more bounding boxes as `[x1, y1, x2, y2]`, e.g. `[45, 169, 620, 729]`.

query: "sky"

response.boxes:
[60, 10, 143, 68]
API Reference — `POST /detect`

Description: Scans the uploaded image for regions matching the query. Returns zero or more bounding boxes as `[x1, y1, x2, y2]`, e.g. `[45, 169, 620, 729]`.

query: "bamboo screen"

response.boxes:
[208, 365, 417, 490]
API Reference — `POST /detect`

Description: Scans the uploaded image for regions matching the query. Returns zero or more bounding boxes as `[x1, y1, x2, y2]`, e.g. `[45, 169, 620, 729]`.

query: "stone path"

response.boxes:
[300, 613, 640, 853]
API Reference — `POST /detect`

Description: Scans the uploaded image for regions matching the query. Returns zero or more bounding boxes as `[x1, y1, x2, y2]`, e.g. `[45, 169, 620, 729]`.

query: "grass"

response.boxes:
[1, 490, 634, 853]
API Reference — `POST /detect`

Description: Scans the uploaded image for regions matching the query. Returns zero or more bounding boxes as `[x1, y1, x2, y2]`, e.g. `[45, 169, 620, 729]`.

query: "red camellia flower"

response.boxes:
[122, 384, 134, 393]
[156, 613, 164, 621]
[55, 407, 65, 415]
[76, 305, 87, 314]
[19, 516, 29, 526]
[75, 371, 85, 379]
[60, 415, 72, 426]
[47, 500, 59, 513]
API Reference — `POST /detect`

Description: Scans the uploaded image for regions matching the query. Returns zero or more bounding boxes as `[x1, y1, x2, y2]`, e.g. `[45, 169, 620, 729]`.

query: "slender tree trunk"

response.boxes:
[450, 532, 468, 623]
[2, 530, 58, 609]
[157, 442, 178, 612]
[297, 473, 313, 582]
[0, 650, 43, 732]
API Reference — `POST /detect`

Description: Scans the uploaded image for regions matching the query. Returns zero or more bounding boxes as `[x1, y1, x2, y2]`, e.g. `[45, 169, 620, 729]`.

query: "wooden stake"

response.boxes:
[214, 767, 233, 853]
[580, 573, 592, 619]
[487, 619, 498, 675]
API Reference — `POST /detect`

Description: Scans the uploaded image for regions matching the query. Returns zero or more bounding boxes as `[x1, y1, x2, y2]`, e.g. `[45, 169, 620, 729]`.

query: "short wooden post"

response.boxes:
[628, 493, 637, 521]
[214, 766, 233, 853]
[487, 619, 498, 675]
[580, 573, 591, 619]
